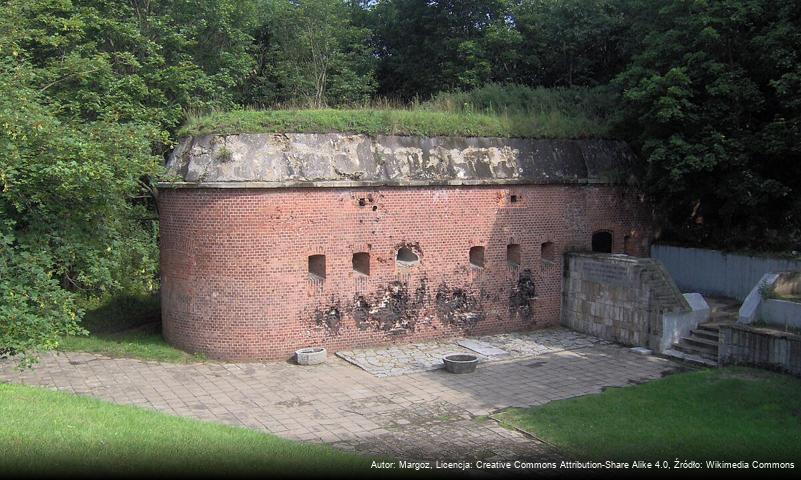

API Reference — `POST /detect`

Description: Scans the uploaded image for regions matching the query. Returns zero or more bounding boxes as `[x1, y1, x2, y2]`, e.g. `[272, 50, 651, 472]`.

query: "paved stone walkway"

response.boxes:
[337, 328, 609, 376]
[0, 337, 678, 462]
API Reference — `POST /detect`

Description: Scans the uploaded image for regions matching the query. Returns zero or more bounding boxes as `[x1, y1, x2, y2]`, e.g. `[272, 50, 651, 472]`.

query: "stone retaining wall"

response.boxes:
[561, 253, 690, 352]
[719, 324, 801, 377]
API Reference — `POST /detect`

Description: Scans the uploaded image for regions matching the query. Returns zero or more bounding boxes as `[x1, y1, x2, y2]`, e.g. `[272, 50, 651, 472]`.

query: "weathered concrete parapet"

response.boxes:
[659, 293, 710, 353]
[161, 133, 636, 188]
[739, 273, 779, 324]
[761, 299, 801, 330]
[739, 271, 801, 329]
[561, 253, 691, 352]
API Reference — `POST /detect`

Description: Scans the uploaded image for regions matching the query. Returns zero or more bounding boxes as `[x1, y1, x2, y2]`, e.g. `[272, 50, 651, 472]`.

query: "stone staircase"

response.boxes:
[641, 259, 692, 312]
[664, 297, 741, 367]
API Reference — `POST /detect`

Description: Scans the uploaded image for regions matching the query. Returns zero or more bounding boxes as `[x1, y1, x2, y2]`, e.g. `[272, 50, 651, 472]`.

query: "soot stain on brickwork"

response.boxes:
[435, 284, 484, 331]
[349, 280, 426, 334]
[351, 295, 372, 330]
[347, 268, 488, 334]
[344, 258, 595, 335]
[509, 268, 537, 323]
[314, 298, 342, 334]
[414, 278, 429, 306]
[348, 277, 490, 335]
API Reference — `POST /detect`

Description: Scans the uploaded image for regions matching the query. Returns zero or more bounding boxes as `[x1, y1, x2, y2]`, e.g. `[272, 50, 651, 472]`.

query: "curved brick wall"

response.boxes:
[159, 185, 651, 361]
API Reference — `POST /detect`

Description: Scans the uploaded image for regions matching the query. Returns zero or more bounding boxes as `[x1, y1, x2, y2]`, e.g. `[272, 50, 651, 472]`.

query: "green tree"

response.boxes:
[0, 60, 159, 364]
[252, 0, 376, 107]
[0, 0, 258, 363]
[512, 0, 636, 87]
[368, 0, 517, 98]
[2, 0, 258, 131]
[615, 0, 801, 249]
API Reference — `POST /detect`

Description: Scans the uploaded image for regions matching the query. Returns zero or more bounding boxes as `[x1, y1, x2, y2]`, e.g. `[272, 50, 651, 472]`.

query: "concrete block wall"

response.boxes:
[159, 184, 650, 360]
[652, 244, 801, 301]
[561, 253, 690, 351]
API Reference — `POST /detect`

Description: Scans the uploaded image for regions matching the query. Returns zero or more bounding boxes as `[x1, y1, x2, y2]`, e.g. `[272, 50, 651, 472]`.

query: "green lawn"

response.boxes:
[0, 383, 368, 476]
[57, 294, 203, 363]
[494, 367, 801, 461]
[58, 322, 204, 363]
[178, 107, 610, 139]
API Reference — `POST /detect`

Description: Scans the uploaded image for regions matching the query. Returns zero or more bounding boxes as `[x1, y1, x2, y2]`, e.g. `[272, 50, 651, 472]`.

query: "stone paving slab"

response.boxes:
[0, 338, 678, 463]
[457, 339, 509, 356]
[473, 329, 609, 356]
[336, 342, 478, 376]
[336, 327, 611, 377]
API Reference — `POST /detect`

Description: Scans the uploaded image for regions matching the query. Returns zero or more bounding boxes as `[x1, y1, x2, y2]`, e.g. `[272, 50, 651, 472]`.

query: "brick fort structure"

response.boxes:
[158, 133, 652, 361]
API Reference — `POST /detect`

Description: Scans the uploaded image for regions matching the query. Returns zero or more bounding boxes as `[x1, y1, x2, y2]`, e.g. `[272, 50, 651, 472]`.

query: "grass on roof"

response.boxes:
[179, 85, 618, 139]
[178, 108, 612, 139]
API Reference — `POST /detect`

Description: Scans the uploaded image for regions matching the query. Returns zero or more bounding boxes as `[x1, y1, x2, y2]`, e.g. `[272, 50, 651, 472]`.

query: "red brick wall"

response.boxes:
[159, 185, 652, 361]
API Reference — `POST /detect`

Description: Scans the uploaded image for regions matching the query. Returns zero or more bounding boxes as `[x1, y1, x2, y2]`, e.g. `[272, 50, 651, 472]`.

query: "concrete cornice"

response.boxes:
[161, 133, 637, 189]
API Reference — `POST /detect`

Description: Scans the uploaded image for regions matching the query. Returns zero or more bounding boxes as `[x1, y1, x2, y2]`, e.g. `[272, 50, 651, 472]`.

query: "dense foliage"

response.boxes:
[1, 0, 799, 361]
[245, 0, 376, 107]
[0, 0, 257, 363]
[615, 0, 801, 250]
[364, 0, 638, 98]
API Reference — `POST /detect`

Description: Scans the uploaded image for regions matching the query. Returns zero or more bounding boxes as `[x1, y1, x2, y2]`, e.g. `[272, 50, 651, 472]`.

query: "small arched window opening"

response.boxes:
[591, 231, 613, 253]
[623, 235, 633, 255]
[469, 246, 485, 268]
[541, 241, 556, 264]
[308, 254, 326, 280]
[352, 252, 370, 276]
[396, 246, 420, 266]
[507, 244, 521, 267]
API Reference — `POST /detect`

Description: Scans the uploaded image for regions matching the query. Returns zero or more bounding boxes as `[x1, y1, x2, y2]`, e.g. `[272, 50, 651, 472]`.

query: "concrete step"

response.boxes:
[699, 321, 737, 331]
[706, 296, 742, 311]
[706, 296, 741, 320]
[663, 348, 718, 367]
[673, 341, 717, 359]
[654, 294, 678, 301]
[682, 335, 718, 348]
[691, 329, 719, 341]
